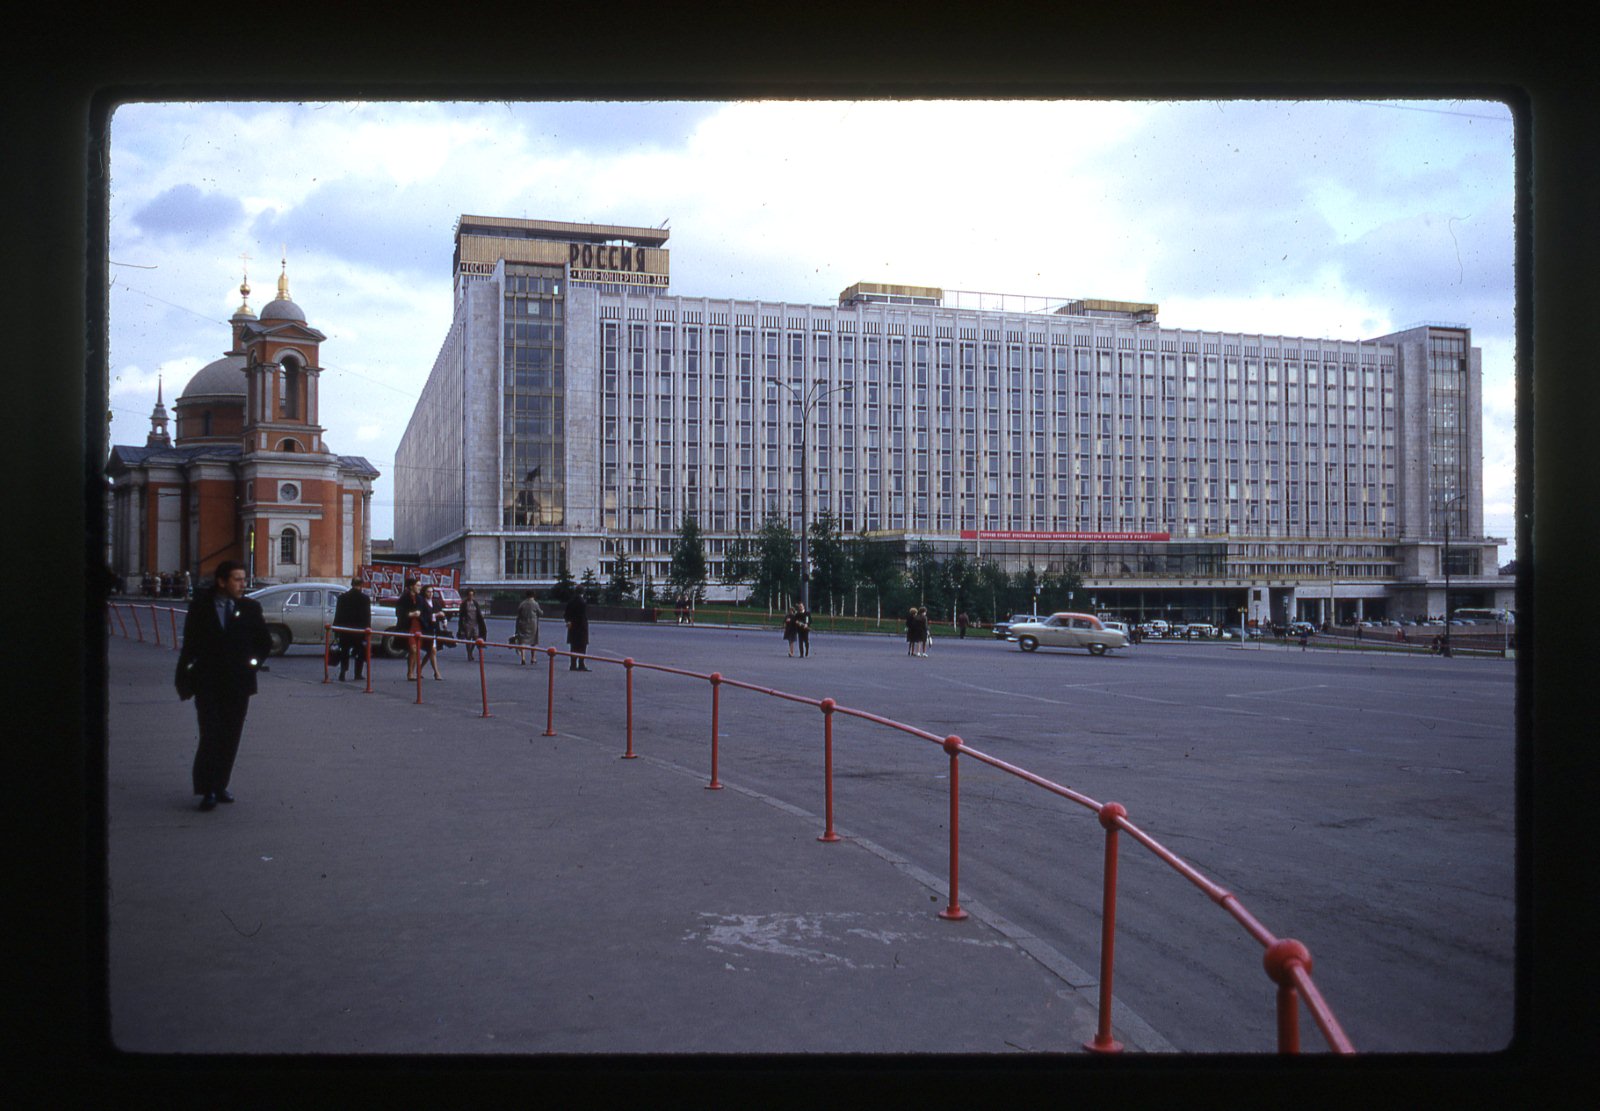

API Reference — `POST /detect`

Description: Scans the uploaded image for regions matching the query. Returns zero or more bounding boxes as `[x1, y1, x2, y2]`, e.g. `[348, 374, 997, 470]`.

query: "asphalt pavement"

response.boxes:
[104, 625, 1177, 1056]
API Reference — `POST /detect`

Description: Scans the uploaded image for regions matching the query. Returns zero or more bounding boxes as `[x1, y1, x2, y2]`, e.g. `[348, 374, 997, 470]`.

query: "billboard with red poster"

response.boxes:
[359, 563, 460, 601]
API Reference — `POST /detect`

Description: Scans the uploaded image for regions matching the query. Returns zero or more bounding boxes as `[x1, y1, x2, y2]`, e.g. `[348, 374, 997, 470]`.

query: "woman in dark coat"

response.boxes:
[419, 583, 445, 679]
[456, 588, 487, 661]
[395, 578, 424, 681]
[564, 592, 590, 671]
[783, 605, 799, 657]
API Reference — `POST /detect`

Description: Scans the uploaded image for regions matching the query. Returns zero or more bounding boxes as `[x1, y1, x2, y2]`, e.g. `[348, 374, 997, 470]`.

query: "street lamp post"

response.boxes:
[768, 376, 850, 613]
[1325, 558, 1337, 629]
[1440, 490, 1466, 658]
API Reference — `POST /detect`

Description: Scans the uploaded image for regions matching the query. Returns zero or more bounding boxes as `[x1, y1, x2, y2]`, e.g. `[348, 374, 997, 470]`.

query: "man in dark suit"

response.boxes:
[563, 591, 590, 671]
[174, 561, 272, 811]
[332, 576, 373, 681]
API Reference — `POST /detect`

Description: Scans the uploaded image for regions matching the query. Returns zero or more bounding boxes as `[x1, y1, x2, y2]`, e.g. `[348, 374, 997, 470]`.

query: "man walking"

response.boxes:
[332, 576, 372, 681]
[564, 590, 591, 671]
[174, 561, 271, 811]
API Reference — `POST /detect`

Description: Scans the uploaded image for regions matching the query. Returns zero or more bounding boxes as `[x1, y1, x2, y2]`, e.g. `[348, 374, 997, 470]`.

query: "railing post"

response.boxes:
[169, 607, 180, 648]
[818, 698, 840, 842]
[543, 647, 557, 736]
[131, 606, 144, 643]
[112, 604, 128, 639]
[622, 658, 637, 758]
[413, 633, 423, 704]
[938, 735, 968, 920]
[706, 673, 723, 789]
[149, 605, 161, 647]
[1264, 938, 1312, 1054]
[363, 629, 374, 693]
[477, 638, 492, 717]
[1085, 801, 1127, 1054]
[322, 624, 332, 683]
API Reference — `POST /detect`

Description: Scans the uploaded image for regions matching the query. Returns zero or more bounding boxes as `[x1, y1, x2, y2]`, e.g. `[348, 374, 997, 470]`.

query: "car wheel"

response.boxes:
[382, 633, 409, 659]
[266, 625, 292, 656]
[1018, 635, 1039, 652]
[1088, 642, 1108, 656]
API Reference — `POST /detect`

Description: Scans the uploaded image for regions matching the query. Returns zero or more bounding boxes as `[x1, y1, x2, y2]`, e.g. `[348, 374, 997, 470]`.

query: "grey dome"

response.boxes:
[178, 354, 246, 400]
[260, 297, 306, 322]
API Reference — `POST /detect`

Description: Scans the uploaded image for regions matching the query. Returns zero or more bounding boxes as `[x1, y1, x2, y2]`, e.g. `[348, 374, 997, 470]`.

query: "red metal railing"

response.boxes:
[112, 605, 1355, 1053]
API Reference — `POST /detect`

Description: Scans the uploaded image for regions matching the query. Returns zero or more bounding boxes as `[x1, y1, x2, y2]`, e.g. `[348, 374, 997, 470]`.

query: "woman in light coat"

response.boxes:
[513, 590, 542, 665]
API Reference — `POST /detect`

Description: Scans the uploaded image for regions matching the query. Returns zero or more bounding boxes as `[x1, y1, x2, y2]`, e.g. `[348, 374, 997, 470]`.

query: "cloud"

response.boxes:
[103, 99, 1517, 550]
[109, 355, 206, 399]
[1335, 204, 1515, 337]
[513, 101, 724, 155]
[250, 178, 453, 276]
[132, 184, 244, 239]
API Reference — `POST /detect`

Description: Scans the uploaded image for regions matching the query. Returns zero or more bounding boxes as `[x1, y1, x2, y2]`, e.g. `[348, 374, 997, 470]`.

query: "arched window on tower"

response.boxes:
[201, 409, 213, 437]
[281, 359, 301, 419]
[280, 527, 297, 565]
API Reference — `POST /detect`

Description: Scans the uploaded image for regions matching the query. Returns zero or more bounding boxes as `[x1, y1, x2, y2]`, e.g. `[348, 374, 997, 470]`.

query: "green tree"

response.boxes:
[549, 561, 576, 603]
[852, 538, 901, 620]
[807, 510, 849, 614]
[908, 541, 943, 615]
[976, 558, 1009, 624]
[579, 567, 601, 604]
[941, 548, 976, 619]
[604, 561, 636, 605]
[754, 516, 798, 609]
[1014, 563, 1043, 615]
[1039, 565, 1085, 613]
[720, 533, 758, 603]
[667, 514, 707, 604]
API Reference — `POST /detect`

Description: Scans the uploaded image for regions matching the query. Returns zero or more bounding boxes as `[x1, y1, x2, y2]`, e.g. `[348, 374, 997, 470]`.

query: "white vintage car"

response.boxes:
[248, 581, 400, 657]
[1009, 612, 1130, 656]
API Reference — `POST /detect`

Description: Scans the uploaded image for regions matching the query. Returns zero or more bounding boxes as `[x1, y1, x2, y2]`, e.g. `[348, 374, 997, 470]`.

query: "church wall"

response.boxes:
[108, 278, 380, 592]
[193, 476, 243, 576]
[176, 403, 245, 444]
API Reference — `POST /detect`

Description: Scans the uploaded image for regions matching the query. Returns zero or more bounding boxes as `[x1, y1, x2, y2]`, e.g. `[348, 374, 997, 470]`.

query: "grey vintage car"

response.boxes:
[1008, 612, 1130, 656]
[247, 581, 400, 656]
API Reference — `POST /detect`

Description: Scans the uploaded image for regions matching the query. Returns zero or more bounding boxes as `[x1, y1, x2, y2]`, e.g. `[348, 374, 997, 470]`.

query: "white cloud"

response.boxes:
[104, 99, 1517, 554]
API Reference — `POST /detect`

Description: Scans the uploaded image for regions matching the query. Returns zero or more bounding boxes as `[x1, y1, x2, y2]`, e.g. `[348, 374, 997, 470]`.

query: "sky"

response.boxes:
[105, 99, 1518, 563]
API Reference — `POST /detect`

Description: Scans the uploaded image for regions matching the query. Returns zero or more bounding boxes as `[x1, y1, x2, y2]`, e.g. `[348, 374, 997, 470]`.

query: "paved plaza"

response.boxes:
[101, 613, 1515, 1056]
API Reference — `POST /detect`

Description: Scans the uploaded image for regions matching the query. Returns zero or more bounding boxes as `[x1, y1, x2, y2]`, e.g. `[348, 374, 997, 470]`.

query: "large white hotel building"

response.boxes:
[394, 216, 1510, 626]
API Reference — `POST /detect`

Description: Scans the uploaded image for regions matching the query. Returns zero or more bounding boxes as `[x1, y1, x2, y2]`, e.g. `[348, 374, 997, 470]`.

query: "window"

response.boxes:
[279, 528, 297, 564]
[280, 361, 301, 419]
[505, 540, 562, 578]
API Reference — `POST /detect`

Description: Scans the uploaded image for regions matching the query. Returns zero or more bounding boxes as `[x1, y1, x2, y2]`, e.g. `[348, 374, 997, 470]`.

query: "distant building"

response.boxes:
[106, 261, 379, 591]
[394, 215, 1510, 625]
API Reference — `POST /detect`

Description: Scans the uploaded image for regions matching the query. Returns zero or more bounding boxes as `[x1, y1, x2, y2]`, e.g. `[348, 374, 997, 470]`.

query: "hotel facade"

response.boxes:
[394, 216, 1509, 626]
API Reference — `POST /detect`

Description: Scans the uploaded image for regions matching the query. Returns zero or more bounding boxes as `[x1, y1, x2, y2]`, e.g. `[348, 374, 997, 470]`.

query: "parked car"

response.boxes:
[1010, 612, 1130, 656]
[993, 613, 1044, 640]
[1184, 623, 1218, 639]
[1143, 619, 1171, 638]
[433, 585, 462, 621]
[1288, 620, 1315, 637]
[1101, 620, 1132, 639]
[248, 581, 401, 657]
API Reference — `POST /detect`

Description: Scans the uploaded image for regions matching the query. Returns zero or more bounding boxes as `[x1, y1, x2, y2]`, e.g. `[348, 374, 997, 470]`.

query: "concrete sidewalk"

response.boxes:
[104, 633, 1173, 1055]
